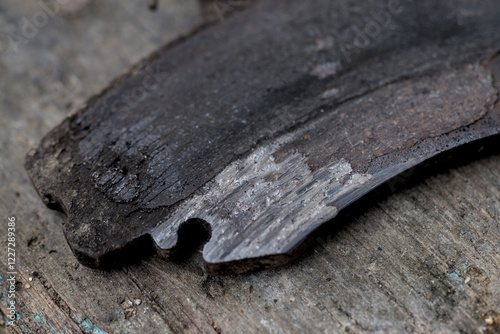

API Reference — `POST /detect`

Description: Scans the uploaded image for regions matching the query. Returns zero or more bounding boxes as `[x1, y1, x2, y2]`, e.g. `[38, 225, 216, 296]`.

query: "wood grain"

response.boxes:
[0, 0, 499, 333]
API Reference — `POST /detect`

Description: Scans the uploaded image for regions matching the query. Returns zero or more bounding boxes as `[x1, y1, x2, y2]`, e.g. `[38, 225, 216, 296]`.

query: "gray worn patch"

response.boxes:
[151, 130, 373, 263]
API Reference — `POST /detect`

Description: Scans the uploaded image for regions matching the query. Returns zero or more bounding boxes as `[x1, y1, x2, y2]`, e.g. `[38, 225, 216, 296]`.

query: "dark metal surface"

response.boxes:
[26, 0, 500, 273]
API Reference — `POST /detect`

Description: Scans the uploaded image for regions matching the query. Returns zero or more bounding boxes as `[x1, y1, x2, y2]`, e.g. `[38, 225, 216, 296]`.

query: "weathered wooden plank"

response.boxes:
[1, 1, 500, 333]
[25, 0, 500, 272]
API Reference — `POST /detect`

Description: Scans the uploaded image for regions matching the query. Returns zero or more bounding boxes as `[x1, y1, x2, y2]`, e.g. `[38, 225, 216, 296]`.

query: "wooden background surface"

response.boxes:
[0, 0, 499, 333]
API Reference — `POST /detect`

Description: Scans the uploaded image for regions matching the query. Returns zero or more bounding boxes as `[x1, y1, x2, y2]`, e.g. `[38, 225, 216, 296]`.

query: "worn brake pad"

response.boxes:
[26, 0, 500, 273]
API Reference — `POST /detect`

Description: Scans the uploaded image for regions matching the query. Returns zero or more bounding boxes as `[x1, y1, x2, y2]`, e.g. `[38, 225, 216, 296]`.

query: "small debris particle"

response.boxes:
[485, 317, 494, 325]
[148, 0, 158, 11]
[320, 88, 340, 100]
[134, 299, 142, 306]
[312, 61, 340, 79]
[25, 283, 31, 289]
[464, 277, 470, 284]
[304, 134, 309, 140]
[29, 277, 33, 281]
[313, 37, 333, 51]
[121, 299, 133, 307]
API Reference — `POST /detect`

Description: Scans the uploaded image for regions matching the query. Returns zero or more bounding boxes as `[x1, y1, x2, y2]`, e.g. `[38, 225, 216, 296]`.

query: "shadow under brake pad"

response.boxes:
[26, 0, 500, 273]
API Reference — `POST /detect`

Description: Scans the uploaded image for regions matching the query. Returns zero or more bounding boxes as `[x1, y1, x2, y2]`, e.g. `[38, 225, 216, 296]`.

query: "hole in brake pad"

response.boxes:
[25, 0, 500, 274]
